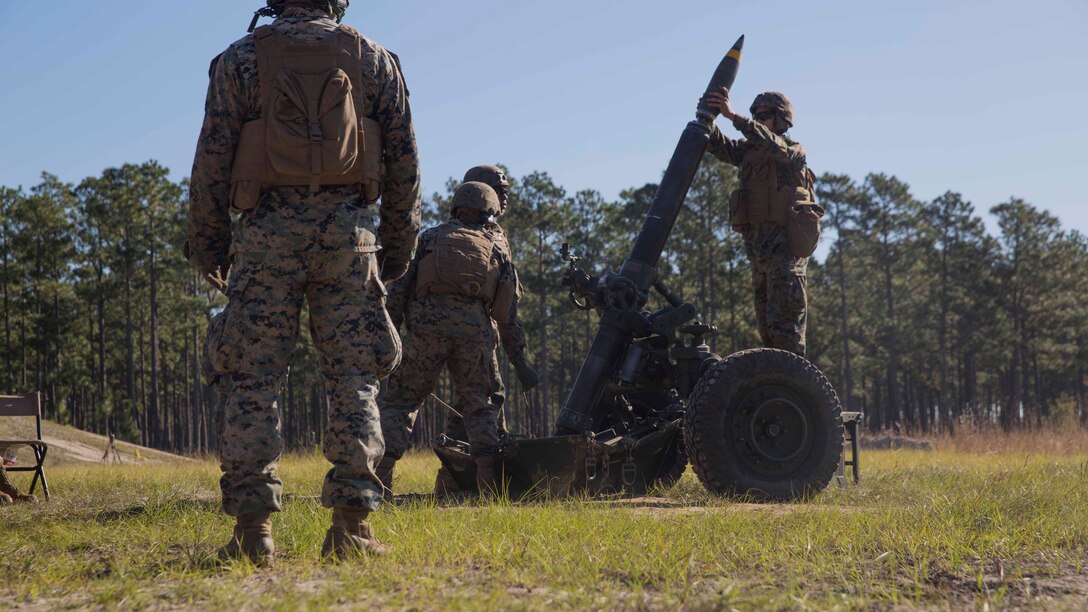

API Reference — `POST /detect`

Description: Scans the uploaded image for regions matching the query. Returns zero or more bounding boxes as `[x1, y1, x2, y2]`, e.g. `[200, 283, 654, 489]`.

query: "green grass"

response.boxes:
[2, 443, 1087, 610]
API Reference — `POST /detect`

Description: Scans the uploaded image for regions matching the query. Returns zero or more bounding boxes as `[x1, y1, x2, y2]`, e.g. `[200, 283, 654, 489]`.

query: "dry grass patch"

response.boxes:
[1, 442, 1086, 609]
[929, 426, 1088, 455]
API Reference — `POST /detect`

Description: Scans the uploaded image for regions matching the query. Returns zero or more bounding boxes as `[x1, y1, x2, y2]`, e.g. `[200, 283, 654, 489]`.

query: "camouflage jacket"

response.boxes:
[188, 7, 420, 273]
[485, 220, 511, 256]
[707, 115, 808, 189]
[387, 219, 527, 363]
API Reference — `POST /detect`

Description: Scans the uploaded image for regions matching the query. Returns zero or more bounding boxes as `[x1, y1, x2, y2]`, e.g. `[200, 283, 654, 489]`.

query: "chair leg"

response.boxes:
[29, 472, 38, 494]
[850, 424, 860, 484]
[38, 447, 49, 500]
[27, 446, 49, 500]
[38, 468, 49, 500]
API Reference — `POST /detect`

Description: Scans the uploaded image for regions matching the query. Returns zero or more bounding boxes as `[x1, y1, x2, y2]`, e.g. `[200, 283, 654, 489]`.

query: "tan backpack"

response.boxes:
[415, 224, 502, 304]
[230, 25, 383, 210]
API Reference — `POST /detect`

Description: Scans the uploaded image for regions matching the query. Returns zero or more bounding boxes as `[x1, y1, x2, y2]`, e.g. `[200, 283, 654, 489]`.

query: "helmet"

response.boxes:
[451, 182, 501, 218]
[463, 165, 510, 191]
[266, 0, 349, 20]
[252, 1, 347, 30]
[463, 164, 510, 214]
[749, 92, 793, 128]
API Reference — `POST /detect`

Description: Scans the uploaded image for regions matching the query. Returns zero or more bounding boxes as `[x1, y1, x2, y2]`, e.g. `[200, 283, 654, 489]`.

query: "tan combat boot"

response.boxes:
[475, 455, 499, 498]
[321, 506, 389, 561]
[0, 477, 36, 504]
[375, 456, 397, 498]
[0, 492, 11, 506]
[217, 513, 275, 567]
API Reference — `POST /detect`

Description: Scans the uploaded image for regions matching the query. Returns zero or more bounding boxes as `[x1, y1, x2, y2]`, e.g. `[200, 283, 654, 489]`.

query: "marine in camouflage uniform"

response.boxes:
[378, 181, 536, 495]
[440, 165, 537, 450]
[703, 89, 815, 356]
[188, 0, 420, 563]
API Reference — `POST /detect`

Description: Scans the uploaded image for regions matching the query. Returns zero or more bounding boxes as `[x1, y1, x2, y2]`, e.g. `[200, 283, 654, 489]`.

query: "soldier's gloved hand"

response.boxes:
[203, 269, 229, 294]
[698, 92, 719, 116]
[379, 253, 410, 283]
[513, 358, 539, 390]
[703, 87, 735, 119]
[184, 240, 229, 294]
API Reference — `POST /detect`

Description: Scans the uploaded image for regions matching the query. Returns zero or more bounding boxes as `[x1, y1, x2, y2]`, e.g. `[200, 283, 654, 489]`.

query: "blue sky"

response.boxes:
[1, 0, 1086, 236]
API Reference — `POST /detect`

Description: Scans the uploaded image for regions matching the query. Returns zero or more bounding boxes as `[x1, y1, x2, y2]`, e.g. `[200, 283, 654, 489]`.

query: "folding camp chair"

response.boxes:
[0, 392, 50, 500]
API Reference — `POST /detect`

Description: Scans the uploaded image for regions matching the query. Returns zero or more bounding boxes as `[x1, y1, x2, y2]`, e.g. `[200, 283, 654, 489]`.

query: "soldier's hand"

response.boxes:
[184, 240, 229, 294]
[705, 87, 735, 119]
[203, 269, 228, 294]
[513, 359, 539, 390]
[698, 93, 719, 116]
[380, 256, 410, 283]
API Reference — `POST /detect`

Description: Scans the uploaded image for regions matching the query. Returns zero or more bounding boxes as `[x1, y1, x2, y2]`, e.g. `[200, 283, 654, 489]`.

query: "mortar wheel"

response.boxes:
[685, 348, 843, 501]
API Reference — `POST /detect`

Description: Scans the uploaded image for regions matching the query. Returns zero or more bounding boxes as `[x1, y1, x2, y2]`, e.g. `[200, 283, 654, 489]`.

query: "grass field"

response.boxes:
[2, 433, 1087, 610]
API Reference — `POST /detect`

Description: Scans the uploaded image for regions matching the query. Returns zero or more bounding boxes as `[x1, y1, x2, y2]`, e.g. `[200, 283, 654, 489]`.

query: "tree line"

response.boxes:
[1, 158, 1085, 456]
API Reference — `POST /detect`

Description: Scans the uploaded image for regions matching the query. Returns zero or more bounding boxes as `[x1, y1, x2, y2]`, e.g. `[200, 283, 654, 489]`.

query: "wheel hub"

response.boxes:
[731, 384, 814, 476]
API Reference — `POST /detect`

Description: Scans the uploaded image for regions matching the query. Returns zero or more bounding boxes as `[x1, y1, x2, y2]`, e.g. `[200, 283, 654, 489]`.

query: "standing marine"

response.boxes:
[701, 88, 822, 356]
[378, 181, 536, 496]
[430, 165, 538, 495]
[187, 0, 420, 564]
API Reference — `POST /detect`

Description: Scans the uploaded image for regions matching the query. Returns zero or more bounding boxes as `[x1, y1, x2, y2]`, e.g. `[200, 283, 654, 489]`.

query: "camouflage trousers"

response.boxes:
[206, 250, 401, 517]
[745, 225, 809, 356]
[380, 294, 500, 459]
[443, 320, 508, 442]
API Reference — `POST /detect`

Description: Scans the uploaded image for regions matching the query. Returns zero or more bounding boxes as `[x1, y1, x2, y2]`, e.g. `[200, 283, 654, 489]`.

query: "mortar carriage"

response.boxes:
[434, 36, 846, 501]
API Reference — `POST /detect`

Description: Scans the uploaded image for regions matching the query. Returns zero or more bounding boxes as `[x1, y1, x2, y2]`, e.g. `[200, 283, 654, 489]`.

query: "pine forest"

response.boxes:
[1, 158, 1086, 455]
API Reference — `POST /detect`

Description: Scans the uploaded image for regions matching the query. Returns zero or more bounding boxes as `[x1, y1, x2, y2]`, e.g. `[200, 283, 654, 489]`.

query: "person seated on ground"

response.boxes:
[0, 463, 38, 505]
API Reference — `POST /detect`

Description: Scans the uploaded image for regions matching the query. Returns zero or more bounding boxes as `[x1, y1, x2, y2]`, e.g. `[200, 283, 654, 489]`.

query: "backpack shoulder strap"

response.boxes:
[333, 25, 366, 110]
[337, 24, 363, 41]
[253, 25, 281, 103]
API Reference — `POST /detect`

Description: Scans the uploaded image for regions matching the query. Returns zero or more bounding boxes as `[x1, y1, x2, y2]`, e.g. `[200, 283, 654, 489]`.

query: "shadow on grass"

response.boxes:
[383, 491, 754, 509]
[94, 497, 220, 523]
[92, 492, 333, 523]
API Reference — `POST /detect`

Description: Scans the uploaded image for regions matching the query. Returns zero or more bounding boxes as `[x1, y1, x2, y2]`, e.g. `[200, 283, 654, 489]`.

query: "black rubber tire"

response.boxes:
[684, 348, 843, 501]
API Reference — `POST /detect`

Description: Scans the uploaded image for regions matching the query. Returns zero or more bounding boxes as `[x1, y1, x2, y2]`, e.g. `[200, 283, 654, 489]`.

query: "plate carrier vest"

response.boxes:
[230, 24, 384, 208]
[729, 145, 824, 258]
[415, 223, 502, 306]
[731, 146, 814, 227]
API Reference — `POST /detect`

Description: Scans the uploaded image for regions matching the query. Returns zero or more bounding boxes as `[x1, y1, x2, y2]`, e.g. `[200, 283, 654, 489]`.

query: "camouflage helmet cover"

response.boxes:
[451, 181, 502, 217]
[750, 92, 793, 127]
[267, 0, 349, 19]
[463, 165, 510, 191]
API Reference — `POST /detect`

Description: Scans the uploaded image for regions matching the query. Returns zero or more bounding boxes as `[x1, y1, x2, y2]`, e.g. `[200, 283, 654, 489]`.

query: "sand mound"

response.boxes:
[1, 418, 190, 466]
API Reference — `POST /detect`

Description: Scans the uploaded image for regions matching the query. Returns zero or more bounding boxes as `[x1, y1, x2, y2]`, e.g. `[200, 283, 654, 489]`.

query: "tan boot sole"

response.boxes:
[321, 529, 390, 561]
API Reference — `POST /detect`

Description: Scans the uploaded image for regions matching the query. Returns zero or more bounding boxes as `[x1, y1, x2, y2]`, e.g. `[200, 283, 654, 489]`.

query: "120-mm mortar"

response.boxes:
[434, 35, 846, 500]
[554, 36, 745, 435]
